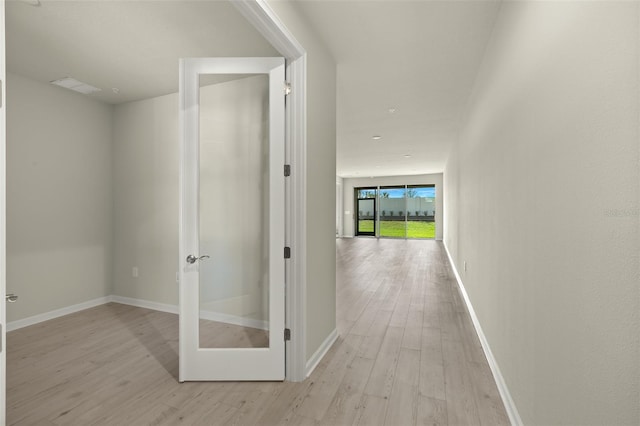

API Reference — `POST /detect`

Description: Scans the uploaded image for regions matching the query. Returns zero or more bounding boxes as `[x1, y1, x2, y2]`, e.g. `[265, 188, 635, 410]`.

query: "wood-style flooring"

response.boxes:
[7, 238, 509, 425]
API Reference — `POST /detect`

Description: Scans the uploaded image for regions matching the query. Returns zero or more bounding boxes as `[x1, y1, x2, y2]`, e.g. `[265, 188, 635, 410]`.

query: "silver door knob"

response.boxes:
[6, 294, 18, 303]
[186, 254, 210, 264]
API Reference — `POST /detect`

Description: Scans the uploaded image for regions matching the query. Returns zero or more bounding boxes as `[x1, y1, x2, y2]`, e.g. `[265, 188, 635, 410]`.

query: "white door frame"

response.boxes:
[0, 0, 7, 421]
[233, 0, 307, 382]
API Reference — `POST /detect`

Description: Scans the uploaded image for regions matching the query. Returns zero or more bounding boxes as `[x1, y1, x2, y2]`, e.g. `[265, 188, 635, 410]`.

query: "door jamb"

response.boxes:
[232, 0, 307, 382]
[1, 0, 7, 420]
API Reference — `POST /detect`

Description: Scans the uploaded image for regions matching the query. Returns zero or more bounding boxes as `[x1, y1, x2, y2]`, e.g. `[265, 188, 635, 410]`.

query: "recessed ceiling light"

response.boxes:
[51, 77, 101, 95]
[404, 154, 412, 158]
[372, 135, 382, 140]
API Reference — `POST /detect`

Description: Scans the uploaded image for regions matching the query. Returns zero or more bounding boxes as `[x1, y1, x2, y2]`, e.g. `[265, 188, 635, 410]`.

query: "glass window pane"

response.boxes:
[357, 189, 376, 198]
[379, 186, 406, 238]
[406, 185, 436, 239]
[357, 198, 375, 234]
[198, 74, 270, 348]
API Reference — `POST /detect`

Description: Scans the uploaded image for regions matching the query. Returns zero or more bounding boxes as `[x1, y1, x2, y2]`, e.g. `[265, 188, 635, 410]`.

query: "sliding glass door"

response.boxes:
[406, 185, 436, 238]
[355, 188, 376, 236]
[354, 185, 436, 239]
[379, 186, 406, 238]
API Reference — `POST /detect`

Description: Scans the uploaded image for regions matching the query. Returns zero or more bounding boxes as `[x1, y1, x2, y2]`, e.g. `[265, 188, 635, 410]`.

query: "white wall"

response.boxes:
[342, 173, 443, 239]
[444, 2, 639, 424]
[112, 89, 179, 306]
[267, 1, 338, 364]
[6, 72, 113, 321]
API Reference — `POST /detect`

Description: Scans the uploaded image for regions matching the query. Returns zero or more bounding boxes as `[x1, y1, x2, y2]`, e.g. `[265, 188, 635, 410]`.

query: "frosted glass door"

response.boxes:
[179, 58, 285, 381]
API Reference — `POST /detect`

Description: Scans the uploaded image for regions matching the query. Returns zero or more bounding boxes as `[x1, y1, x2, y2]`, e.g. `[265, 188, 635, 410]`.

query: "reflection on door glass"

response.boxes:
[198, 73, 270, 348]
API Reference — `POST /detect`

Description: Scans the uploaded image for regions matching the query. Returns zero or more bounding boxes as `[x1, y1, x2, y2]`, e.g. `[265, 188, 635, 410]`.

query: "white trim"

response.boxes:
[233, 0, 308, 382]
[113, 295, 268, 330]
[443, 242, 523, 426]
[305, 328, 338, 378]
[284, 55, 307, 382]
[7, 295, 271, 334]
[110, 295, 177, 315]
[232, 0, 304, 59]
[199, 311, 268, 331]
[6, 296, 113, 332]
[0, 0, 7, 418]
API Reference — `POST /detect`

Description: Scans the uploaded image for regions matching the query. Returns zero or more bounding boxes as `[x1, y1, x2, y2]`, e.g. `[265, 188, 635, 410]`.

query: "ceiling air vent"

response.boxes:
[50, 77, 102, 95]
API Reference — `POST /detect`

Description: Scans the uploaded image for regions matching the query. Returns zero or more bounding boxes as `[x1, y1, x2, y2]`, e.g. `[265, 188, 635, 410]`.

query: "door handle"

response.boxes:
[186, 254, 210, 264]
[6, 294, 18, 303]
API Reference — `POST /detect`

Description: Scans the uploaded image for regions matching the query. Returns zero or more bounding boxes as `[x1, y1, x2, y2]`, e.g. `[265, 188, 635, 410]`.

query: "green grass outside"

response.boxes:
[357, 220, 436, 239]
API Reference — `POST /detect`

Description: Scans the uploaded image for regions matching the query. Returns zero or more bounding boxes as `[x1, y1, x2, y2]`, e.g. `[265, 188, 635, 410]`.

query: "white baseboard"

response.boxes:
[443, 242, 523, 426]
[8, 294, 268, 333]
[110, 295, 178, 315]
[7, 295, 269, 331]
[305, 328, 338, 378]
[7, 296, 113, 332]
[199, 310, 268, 331]
[113, 295, 268, 330]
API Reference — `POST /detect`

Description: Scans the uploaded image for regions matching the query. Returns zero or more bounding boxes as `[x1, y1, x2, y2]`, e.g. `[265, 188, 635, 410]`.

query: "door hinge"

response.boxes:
[284, 328, 291, 341]
[284, 164, 291, 177]
[284, 246, 291, 259]
[284, 82, 291, 96]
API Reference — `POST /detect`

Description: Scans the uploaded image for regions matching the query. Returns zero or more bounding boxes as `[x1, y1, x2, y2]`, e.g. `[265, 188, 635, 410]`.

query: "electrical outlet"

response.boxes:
[132, 267, 139, 278]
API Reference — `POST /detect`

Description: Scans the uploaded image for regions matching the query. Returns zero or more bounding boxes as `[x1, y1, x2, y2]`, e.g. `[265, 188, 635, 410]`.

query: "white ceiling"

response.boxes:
[6, 0, 279, 104]
[294, 0, 502, 177]
[7, 0, 501, 178]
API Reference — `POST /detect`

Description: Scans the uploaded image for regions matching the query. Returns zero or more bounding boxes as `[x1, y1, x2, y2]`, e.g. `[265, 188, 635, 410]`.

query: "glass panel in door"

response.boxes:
[379, 186, 406, 238]
[356, 198, 375, 236]
[198, 74, 269, 349]
[406, 185, 436, 239]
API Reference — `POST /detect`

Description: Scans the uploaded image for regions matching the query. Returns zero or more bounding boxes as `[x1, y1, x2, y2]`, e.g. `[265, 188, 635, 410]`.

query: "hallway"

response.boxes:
[335, 238, 509, 425]
[7, 238, 509, 425]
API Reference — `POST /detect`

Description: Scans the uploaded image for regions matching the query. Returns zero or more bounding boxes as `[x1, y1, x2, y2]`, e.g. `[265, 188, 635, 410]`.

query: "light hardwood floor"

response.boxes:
[7, 238, 509, 425]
